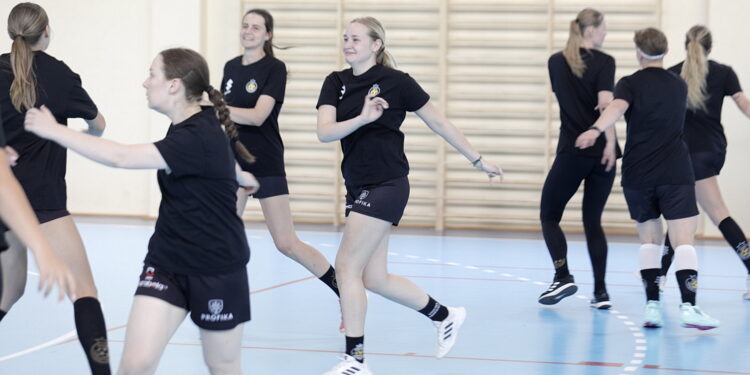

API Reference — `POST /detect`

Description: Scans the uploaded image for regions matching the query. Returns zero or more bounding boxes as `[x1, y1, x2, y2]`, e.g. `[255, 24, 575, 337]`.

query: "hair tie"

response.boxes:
[205, 85, 214, 93]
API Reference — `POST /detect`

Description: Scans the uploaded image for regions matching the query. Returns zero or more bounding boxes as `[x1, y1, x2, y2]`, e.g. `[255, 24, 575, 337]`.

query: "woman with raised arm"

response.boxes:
[577, 27, 719, 330]
[316, 16, 502, 375]
[25, 48, 258, 375]
[0, 3, 109, 373]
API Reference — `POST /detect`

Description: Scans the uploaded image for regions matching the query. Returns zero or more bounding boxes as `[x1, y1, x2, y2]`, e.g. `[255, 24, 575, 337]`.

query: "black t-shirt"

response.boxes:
[549, 49, 621, 158]
[221, 55, 286, 177]
[316, 64, 430, 187]
[614, 68, 694, 188]
[0, 51, 98, 211]
[668, 60, 743, 153]
[147, 108, 250, 276]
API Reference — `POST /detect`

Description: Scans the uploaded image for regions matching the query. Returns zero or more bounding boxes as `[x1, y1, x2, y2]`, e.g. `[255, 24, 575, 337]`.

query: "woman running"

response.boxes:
[222, 9, 341, 323]
[25, 47, 258, 375]
[659, 25, 750, 299]
[316, 16, 502, 375]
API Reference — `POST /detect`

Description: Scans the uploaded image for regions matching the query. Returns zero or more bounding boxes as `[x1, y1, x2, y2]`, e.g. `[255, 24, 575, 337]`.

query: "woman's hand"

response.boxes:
[33, 248, 76, 301]
[357, 93, 389, 125]
[475, 158, 504, 183]
[575, 129, 601, 149]
[24, 105, 62, 139]
[239, 171, 260, 195]
[601, 142, 617, 172]
[4, 146, 18, 166]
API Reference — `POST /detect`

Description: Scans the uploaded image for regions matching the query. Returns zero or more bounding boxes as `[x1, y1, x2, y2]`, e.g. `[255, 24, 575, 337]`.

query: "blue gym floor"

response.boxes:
[0, 221, 748, 374]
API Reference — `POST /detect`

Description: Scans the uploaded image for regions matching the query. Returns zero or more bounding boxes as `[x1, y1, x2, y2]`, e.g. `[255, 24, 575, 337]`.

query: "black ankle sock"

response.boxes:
[660, 235, 675, 277]
[345, 335, 365, 363]
[418, 296, 449, 322]
[718, 217, 750, 273]
[676, 269, 698, 305]
[74, 297, 111, 375]
[0, 309, 6, 322]
[318, 266, 340, 297]
[640, 268, 660, 302]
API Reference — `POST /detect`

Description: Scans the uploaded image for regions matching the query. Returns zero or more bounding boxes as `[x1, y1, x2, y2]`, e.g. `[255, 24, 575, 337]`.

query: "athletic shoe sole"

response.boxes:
[682, 323, 718, 330]
[538, 284, 578, 305]
[590, 300, 612, 310]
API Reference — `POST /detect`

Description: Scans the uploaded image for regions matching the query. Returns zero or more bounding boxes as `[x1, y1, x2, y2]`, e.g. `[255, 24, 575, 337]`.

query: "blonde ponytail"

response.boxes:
[562, 8, 603, 78]
[7, 3, 48, 112]
[350, 16, 396, 69]
[681, 25, 711, 111]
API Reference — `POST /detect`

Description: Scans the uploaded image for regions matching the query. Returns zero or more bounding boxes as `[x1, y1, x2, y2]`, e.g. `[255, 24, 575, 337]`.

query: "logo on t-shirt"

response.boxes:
[368, 84, 381, 96]
[246, 79, 258, 93]
[224, 79, 233, 96]
[339, 85, 346, 100]
[202, 298, 234, 322]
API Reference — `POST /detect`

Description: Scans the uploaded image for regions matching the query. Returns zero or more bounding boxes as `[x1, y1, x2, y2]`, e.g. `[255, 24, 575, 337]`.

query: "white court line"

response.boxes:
[0, 329, 76, 362]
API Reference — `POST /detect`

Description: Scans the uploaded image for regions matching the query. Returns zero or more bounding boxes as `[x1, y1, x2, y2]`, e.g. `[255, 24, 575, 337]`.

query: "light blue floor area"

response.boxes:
[1, 222, 749, 374]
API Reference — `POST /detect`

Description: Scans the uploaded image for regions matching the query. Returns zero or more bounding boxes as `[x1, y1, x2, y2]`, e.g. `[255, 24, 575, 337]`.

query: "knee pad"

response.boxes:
[673, 245, 698, 271]
[639, 243, 662, 269]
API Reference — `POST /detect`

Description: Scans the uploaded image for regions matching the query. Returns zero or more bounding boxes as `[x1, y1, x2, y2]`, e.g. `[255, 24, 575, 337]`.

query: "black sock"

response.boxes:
[74, 297, 111, 375]
[345, 335, 365, 363]
[660, 235, 675, 277]
[676, 269, 698, 305]
[318, 266, 340, 297]
[640, 268, 660, 302]
[0, 309, 6, 322]
[542, 221, 570, 280]
[718, 217, 750, 273]
[418, 296, 449, 322]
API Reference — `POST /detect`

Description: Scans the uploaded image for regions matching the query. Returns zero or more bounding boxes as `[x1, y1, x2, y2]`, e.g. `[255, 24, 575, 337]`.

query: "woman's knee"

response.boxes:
[117, 354, 159, 375]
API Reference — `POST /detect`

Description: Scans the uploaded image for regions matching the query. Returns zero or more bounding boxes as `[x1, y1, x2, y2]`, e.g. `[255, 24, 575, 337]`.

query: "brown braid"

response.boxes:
[207, 87, 255, 163]
[160, 48, 255, 164]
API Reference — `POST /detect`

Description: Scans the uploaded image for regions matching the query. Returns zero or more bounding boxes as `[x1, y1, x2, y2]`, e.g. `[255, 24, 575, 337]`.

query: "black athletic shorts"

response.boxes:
[690, 152, 725, 181]
[249, 175, 289, 199]
[623, 184, 699, 222]
[134, 263, 251, 330]
[345, 176, 409, 226]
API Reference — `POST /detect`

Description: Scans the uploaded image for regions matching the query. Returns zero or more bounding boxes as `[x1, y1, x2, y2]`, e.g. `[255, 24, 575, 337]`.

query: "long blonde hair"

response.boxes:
[350, 16, 396, 68]
[563, 8, 603, 78]
[7, 2, 48, 112]
[681, 25, 712, 111]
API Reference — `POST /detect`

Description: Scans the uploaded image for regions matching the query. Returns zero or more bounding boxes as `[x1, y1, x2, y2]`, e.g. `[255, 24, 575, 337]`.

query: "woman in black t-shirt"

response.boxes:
[659, 25, 750, 299]
[0, 4, 111, 373]
[25, 48, 258, 375]
[577, 27, 719, 330]
[316, 17, 502, 375]
[0, 118, 75, 309]
[538, 8, 620, 309]
[222, 9, 342, 324]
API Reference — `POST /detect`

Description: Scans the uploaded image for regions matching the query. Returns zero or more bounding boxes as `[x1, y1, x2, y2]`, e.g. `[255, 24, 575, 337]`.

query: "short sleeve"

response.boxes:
[220, 61, 231, 95]
[64, 72, 98, 120]
[316, 73, 342, 109]
[724, 66, 742, 96]
[153, 124, 206, 177]
[260, 61, 287, 103]
[613, 76, 633, 104]
[596, 56, 616, 93]
[400, 73, 430, 112]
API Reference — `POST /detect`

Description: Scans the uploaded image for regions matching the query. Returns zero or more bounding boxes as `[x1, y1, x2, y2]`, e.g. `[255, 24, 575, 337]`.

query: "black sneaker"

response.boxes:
[538, 275, 578, 305]
[590, 291, 612, 309]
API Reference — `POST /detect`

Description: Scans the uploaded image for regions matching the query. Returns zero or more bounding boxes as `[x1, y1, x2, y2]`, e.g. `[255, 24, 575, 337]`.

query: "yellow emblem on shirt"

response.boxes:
[246, 79, 258, 94]
[368, 83, 380, 96]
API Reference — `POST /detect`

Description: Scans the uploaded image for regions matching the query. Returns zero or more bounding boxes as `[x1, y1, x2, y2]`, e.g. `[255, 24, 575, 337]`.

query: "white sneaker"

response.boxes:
[435, 306, 466, 358]
[744, 275, 750, 300]
[322, 355, 372, 375]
